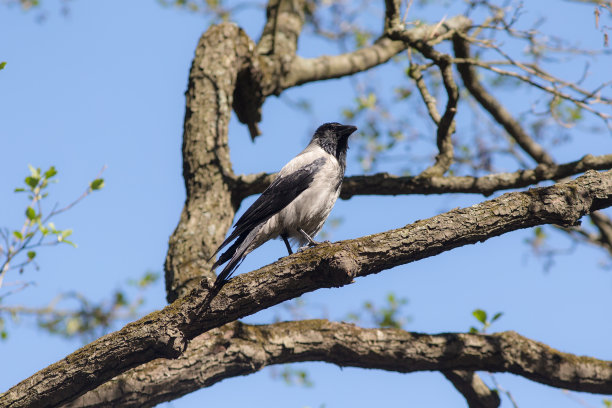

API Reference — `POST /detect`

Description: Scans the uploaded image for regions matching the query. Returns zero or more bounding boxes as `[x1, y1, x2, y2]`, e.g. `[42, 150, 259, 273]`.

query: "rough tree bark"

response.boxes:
[2, 169, 612, 408]
[65, 320, 612, 408]
[164, 23, 252, 302]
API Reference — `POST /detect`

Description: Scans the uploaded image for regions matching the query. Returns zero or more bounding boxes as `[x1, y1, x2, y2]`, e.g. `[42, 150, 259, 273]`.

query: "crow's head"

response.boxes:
[312, 122, 357, 161]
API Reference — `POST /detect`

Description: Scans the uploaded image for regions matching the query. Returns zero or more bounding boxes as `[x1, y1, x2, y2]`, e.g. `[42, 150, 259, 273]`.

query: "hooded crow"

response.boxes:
[205, 122, 357, 303]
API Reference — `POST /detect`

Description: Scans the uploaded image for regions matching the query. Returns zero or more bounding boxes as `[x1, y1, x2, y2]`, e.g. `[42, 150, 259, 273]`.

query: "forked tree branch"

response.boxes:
[410, 45, 459, 178]
[280, 16, 471, 91]
[65, 320, 612, 407]
[3, 170, 612, 408]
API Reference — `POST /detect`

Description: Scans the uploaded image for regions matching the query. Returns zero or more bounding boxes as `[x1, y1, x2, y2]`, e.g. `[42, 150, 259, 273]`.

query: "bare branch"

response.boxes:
[281, 16, 472, 90]
[232, 153, 612, 201]
[590, 211, 612, 251]
[408, 63, 441, 124]
[282, 37, 407, 89]
[452, 35, 555, 165]
[451, 54, 612, 126]
[409, 42, 459, 177]
[256, 0, 304, 57]
[234, 0, 308, 139]
[384, 0, 401, 33]
[3, 170, 612, 408]
[443, 371, 501, 408]
[67, 320, 612, 407]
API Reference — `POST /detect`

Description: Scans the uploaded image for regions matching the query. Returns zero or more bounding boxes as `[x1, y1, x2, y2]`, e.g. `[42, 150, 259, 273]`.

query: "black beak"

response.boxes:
[338, 125, 357, 138]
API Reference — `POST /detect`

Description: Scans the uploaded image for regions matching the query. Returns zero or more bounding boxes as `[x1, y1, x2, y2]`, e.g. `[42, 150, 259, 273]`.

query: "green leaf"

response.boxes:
[27, 164, 40, 178]
[0, 61, 6, 70]
[469, 326, 479, 334]
[491, 312, 503, 323]
[14, 188, 25, 192]
[61, 229, 73, 238]
[27, 251, 36, 260]
[44, 166, 57, 179]
[342, 109, 355, 119]
[90, 178, 105, 191]
[25, 206, 36, 220]
[62, 240, 77, 248]
[12, 230, 23, 240]
[472, 309, 487, 324]
[114, 291, 127, 306]
[25, 176, 39, 189]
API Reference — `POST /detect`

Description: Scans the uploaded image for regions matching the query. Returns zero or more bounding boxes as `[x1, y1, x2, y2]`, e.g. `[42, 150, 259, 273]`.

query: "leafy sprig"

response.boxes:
[0, 165, 105, 290]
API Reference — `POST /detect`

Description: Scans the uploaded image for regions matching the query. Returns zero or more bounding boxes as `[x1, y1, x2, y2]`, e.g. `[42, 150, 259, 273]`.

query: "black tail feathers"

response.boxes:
[203, 232, 251, 309]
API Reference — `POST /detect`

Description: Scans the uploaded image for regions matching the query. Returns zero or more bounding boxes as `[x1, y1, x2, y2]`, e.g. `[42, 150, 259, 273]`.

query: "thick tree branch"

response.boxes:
[232, 153, 612, 201]
[256, 0, 304, 57]
[452, 35, 555, 166]
[164, 23, 256, 302]
[233, 0, 307, 139]
[3, 170, 612, 408]
[67, 320, 612, 407]
[280, 16, 471, 91]
[234, 5, 471, 138]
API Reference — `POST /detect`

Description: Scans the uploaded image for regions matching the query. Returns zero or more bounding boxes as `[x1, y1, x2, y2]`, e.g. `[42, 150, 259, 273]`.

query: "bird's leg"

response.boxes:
[298, 228, 320, 247]
[281, 233, 293, 255]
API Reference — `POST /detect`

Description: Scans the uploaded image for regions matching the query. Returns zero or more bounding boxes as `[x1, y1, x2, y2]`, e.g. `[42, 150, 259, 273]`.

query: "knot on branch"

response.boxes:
[311, 246, 360, 287]
[155, 326, 188, 359]
[528, 170, 611, 227]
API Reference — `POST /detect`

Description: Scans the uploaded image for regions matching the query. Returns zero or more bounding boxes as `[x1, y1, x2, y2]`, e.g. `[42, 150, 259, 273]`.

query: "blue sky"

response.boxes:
[1, 1, 612, 407]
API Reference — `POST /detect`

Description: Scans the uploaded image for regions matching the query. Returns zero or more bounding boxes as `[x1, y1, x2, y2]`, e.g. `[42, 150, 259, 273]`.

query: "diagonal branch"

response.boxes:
[232, 153, 612, 201]
[408, 43, 459, 177]
[66, 320, 612, 407]
[562, 210, 612, 257]
[3, 170, 612, 408]
[443, 371, 501, 408]
[590, 211, 612, 253]
[452, 35, 555, 166]
[280, 16, 471, 91]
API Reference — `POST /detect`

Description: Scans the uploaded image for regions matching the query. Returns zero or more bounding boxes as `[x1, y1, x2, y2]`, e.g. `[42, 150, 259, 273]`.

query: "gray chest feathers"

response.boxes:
[262, 148, 343, 246]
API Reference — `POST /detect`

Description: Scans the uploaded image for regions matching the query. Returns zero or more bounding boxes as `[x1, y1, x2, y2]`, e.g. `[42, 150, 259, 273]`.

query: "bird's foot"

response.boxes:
[297, 240, 331, 252]
[298, 228, 322, 247]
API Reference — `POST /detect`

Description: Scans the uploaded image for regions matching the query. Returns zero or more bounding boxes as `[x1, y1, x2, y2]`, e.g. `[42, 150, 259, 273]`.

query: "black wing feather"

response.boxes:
[203, 157, 327, 309]
[211, 156, 326, 260]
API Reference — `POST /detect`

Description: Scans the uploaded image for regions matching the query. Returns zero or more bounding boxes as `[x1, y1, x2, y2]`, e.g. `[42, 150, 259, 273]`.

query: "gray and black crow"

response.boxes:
[206, 122, 357, 302]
